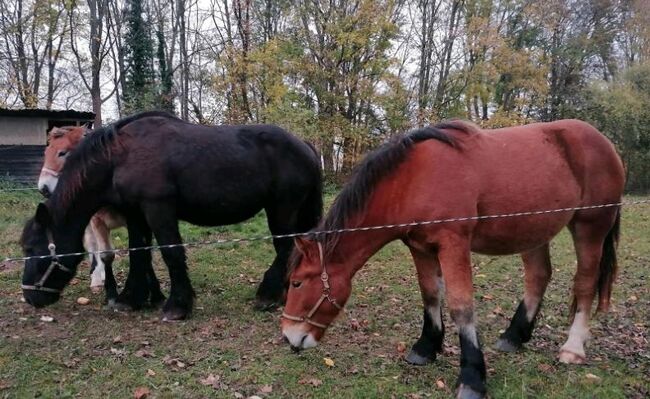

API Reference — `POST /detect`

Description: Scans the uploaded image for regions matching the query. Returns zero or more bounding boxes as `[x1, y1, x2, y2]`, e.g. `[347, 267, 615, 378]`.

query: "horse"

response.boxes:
[21, 111, 323, 320]
[281, 119, 624, 399]
[38, 125, 130, 294]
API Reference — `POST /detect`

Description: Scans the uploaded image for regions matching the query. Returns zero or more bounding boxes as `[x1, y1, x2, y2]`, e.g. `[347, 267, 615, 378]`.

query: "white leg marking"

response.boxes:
[524, 295, 541, 322]
[426, 302, 442, 330]
[459, 322, 479, 348]
[559, 311, 589, 362]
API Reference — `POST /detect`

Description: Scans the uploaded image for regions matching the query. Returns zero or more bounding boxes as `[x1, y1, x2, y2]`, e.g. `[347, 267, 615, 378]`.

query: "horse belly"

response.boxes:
[470, 210, 573, 255]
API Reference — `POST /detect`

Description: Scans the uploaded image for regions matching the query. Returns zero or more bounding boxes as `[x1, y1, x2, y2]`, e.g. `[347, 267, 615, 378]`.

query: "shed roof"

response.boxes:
[0, 108, 94, 120]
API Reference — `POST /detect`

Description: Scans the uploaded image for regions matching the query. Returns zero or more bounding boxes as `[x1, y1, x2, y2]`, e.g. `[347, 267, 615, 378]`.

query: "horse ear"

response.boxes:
[35, 203, 52, 228]
[82, 122, 92, 136]
[294, 236, 311, 256]
[49, 127, 65, 139]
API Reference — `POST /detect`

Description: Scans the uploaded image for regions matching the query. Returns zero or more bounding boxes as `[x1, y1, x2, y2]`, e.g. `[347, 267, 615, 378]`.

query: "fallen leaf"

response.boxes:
[248, 396, 263, 399]
[436, 380, 445, 389]
[324, 357, 335, 367]
[133, 386, 150, 399]
[76, 297, 90, 305]
[199, 374, 220, 388]
[40, 315, 54, 322]
[113, 335, 123, 344]
[585, 373, 601, 382]
[349, 318, 361, 330]
[135, 349, 155, 358]
[260, 384, 273, 393]
[146, 369, 156, 377]
[298, 378, 323, 387]
[396, 342, 407, 353]
[234, 393, 244, 399]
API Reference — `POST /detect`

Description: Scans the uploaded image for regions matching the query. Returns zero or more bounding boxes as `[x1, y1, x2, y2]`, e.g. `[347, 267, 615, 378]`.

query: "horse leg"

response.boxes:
[84, 224, 104, 292]
[405, 247, 445, 366]
[438, 237, 486, 399]
[255, 206, 299, 310]
[496, 244, 552, 352]
[141, 203, 194, 320]
[91, 217, 119, 304]
[559, 218, 610, 364]
[113, 215, 152, 311]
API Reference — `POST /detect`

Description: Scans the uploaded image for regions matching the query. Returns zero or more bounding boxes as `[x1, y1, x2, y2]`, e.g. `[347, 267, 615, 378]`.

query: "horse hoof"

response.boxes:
[405, 349, 434, 366]
[456, 384, 485, 399]
[162, 308, 190, 321]
[495, 338, 520, 352]
[558, 349, 586, 364]
[254, 298, 279, 312]
[107, 300, 132, 312]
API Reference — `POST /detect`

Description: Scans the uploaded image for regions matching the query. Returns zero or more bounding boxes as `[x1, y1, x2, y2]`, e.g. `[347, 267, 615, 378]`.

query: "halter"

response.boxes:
[40, 167, 60, 178]
[281, 242, 342, 329]
[21, 236, 73, 294]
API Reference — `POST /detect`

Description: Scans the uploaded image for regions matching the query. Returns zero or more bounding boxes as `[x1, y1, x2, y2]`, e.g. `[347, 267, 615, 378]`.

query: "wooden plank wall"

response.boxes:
[0, 145, 44, 185]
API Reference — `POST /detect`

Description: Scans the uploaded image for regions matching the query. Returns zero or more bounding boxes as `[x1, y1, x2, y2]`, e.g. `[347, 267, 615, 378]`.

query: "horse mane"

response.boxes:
[49, 111, 178, 216]
[314, 120, 476, 259]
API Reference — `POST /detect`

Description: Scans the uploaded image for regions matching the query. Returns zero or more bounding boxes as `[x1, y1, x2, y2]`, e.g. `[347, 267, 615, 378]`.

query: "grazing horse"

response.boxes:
[21, 111, 322, 320]
[281, 120, 624, 399]
[38, 126, 130, 294]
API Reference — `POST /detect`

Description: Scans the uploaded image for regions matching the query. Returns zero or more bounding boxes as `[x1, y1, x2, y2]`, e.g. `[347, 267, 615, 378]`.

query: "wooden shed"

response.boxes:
[0, 108, 94, 184]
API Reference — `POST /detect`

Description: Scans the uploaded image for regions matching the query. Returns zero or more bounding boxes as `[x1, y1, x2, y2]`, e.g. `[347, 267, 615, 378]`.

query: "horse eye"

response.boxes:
[291, 281, 302, 288]
[57, 151, 67, 158]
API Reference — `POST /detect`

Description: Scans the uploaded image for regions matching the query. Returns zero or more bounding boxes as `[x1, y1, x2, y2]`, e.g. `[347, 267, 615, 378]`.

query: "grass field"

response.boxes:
[0, 187, 648, 398]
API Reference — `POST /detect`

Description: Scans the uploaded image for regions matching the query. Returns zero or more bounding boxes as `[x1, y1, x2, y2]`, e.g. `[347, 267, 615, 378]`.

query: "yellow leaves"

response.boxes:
[323, 357, 335, 367]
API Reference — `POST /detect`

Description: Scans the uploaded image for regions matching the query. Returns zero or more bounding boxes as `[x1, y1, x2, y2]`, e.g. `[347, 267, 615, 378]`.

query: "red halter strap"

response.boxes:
[281, 242, 342, 329]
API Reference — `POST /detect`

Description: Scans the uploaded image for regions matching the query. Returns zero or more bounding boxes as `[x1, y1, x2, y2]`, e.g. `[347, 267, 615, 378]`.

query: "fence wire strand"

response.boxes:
[3, 199, 650, 263]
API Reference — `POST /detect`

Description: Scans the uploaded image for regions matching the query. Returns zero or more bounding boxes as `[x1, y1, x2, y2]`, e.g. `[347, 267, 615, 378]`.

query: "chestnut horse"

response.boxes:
[38, 126, 132, 295]
[21, 111, 322, 320]
[282, 120, 624, 399]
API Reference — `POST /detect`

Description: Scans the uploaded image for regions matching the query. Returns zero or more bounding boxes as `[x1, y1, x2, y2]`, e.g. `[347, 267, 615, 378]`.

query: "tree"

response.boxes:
[122, 0, 157, 113]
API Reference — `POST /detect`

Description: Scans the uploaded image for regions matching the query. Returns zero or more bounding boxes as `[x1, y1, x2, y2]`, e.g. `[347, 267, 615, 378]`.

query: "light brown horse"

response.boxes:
[281, 119, 624, 399]
[38, 126, 126, 292]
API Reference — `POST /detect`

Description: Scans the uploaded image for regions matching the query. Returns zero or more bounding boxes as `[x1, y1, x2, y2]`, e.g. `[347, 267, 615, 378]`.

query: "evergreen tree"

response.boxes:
[122, 0, 156, 113]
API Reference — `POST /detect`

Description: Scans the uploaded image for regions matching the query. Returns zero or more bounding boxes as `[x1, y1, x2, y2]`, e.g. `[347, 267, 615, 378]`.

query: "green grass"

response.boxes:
[0, 189, 648, 398]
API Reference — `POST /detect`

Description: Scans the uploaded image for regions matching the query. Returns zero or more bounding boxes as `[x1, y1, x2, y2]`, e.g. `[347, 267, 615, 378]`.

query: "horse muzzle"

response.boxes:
[282, 325, 318, 352]
[23, 289, 60, 308]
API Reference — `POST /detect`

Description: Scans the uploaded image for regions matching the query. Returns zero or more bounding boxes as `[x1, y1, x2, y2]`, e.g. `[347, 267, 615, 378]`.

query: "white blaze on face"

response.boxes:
[37, 171, 59, 194]
[283, 324, 318, 349]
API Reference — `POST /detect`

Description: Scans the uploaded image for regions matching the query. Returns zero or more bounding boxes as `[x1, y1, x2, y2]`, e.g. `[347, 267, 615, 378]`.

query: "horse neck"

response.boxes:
[328, 223, 400, 280]
[49, 187, 104, 252]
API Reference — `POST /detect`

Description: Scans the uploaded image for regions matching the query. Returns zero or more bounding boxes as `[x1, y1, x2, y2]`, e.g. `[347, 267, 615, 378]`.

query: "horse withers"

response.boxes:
[22, 111, 322, 320]
[281, 120, 624, 399]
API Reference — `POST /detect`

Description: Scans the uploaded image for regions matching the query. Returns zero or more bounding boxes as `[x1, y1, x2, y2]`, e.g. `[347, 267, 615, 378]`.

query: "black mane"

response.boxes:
[317, 120, 476, 257]
[49, 111, 178, 215]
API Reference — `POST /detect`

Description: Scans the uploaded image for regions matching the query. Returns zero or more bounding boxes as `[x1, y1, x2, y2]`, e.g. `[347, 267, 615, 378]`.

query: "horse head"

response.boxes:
[281, 237, 351, 352]
[38, 125, 89, 198]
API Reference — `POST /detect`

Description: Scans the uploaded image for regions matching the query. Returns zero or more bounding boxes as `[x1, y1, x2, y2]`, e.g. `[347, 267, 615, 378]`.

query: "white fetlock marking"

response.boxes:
[523, 296, 541, 322]
[559, 311, 589, 360]
[460, 322, 479, 348]
[427, 302, 442, 331]
[90, 261, 105, 288]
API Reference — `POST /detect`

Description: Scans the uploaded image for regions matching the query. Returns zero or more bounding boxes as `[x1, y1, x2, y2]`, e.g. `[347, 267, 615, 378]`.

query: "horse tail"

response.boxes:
[297, 141, 323, 232]
[596, 208, 620, 313]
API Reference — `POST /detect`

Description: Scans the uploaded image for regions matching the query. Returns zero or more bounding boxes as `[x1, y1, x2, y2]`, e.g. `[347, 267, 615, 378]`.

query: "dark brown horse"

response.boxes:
[281, 120, 624, 399]
[21, 111, 322, 320]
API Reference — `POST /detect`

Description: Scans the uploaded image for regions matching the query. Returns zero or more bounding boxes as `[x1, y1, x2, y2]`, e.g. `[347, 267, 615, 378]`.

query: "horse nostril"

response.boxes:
[39, 186, 51, 198]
